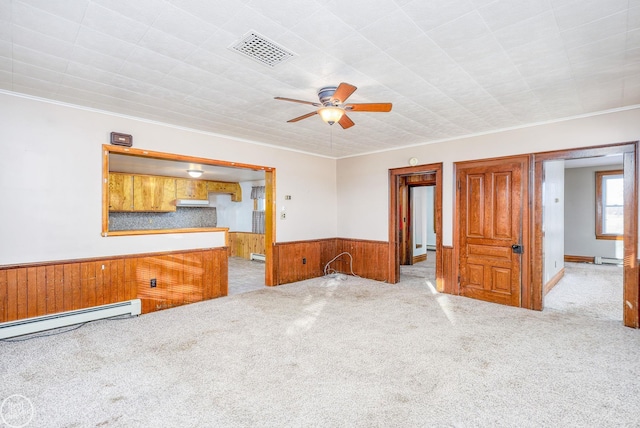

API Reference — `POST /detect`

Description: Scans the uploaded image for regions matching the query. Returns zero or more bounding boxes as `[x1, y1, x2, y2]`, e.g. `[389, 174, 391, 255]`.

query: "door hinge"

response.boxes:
[457, 275, 460, 284]
[457, 180, 461, 190]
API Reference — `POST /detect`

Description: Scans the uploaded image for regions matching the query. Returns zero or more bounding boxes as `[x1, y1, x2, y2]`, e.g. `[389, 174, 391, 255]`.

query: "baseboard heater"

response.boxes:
[594, 256, 622, 265]
[250, 253, 266, 262]
[0, 299, 141, 340]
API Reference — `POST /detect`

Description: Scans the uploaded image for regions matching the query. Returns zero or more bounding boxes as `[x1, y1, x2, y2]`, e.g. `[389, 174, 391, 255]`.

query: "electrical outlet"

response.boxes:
[281, 212, 286, 219]
[302, 258, 306, 264]
[285, 195, 292, 200]
[150, 278, 157, 288]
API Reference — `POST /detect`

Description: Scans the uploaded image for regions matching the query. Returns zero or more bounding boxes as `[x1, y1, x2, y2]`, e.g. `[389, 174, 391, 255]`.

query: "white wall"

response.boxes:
[0, 92, 337, 265]
[212, 180, 263, 232]
[337, 108, 640, 245]
[412, 186, 436, 257]
[565, 165, 624, 259]
[543, 160, 565, 284]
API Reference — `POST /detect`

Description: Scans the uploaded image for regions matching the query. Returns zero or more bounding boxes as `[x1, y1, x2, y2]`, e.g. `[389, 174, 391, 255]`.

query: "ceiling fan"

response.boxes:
[274, 82, 392, 129]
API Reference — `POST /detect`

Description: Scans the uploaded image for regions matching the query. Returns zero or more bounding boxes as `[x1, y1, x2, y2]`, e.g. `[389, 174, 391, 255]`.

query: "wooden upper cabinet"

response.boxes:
[133, 175, 176, 212]
[108, 173, 134, 211]
[108, 173, 242, 212]
[176, 179, 208, 200]
[207, 181, 242, 202]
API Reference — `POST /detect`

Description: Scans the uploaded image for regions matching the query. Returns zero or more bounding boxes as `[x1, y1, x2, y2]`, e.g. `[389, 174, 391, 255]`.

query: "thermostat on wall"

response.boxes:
[110, 132, 133, 147]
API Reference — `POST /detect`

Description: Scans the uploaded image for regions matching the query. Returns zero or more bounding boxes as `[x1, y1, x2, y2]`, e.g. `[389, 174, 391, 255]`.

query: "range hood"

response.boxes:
[175, 199, 212, 207]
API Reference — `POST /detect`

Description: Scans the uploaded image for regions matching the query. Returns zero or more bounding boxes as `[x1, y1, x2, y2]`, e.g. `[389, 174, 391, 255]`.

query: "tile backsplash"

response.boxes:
[109, 207, 217, 231]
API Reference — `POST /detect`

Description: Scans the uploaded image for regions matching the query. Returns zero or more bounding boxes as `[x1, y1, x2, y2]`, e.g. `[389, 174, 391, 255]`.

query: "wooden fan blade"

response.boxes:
[287, 111, 318, 123]
[275, 97, 321, 107]
[345, 103, 392, 112]
[330, 82, 357, 104]
[338, 114, 355, 129]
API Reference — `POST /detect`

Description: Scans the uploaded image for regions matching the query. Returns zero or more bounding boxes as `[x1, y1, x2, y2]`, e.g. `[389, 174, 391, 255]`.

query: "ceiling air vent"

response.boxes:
[229, 31, 296, 68]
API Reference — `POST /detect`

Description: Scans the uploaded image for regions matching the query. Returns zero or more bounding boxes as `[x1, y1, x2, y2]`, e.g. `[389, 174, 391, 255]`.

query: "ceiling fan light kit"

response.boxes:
[275, 82, 392, 129]
[318, 107, 344, 125]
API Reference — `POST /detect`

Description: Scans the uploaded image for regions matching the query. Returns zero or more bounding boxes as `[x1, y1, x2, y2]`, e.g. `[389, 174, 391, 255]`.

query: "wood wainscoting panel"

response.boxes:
[0, 247, 228, 321]
[274, 239, 333, 285]
[273, 238, 388, 285]
[134, 248, 227, 314]
[336, 238, 389, 282]
[229, 232, 265, 259]
[16, 268, 27, 319]
[0, 270, 6, 323]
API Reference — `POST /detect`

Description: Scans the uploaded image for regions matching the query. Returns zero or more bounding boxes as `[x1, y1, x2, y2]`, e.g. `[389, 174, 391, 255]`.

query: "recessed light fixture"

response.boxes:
[187, 169, 203, 178]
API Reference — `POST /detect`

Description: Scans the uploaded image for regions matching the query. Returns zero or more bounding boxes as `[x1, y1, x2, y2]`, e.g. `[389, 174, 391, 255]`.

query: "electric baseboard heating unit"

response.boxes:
[250, 253, 266, 262]
[0, 299, 141, 339]
[594, 256, 622, 265]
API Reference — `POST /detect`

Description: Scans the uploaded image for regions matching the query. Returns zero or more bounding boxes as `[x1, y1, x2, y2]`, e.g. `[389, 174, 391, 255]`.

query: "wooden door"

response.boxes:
[457, 156, 529, 307]
[398, 179, 412, 265]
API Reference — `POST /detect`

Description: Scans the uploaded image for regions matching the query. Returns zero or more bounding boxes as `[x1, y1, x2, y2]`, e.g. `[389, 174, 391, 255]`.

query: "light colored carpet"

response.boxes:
[1, 264, 639, 427]
[544, 262, 623, 321]
[400, 251, 436, 286]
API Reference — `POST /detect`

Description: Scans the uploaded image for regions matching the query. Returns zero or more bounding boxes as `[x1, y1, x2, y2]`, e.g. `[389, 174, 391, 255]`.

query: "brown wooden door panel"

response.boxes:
[493, 172, 513, 239]
[458, 157, 527, 307]
[466, 174, 485, 237]
[398, 180, 411, 265]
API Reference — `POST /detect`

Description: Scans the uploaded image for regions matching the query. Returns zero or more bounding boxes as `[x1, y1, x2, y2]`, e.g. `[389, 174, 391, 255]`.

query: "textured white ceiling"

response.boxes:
[2, 0, 639, 158]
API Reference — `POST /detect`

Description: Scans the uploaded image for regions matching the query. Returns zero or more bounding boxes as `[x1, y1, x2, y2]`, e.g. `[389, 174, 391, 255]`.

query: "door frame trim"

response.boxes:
[532, 141, 638, 327]
[388, 163, 443, 287]
[453, 155, 532, 306]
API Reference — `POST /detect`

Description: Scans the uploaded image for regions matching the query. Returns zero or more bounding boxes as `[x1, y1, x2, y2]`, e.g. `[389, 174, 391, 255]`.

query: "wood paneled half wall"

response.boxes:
[0, 247, 227, 323]
[228, 232, 265, 259]
[273, 238, 389, 285]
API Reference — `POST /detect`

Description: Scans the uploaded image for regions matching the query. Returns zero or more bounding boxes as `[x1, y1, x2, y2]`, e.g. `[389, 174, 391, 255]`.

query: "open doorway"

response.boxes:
[533, 142, 638, 328]
[399, 184, 437, 286]
[542, 156, 624, 321]
[218, 176, 268, 295]
[388, 163, 443, 289]
[225, 169, 277, 291]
